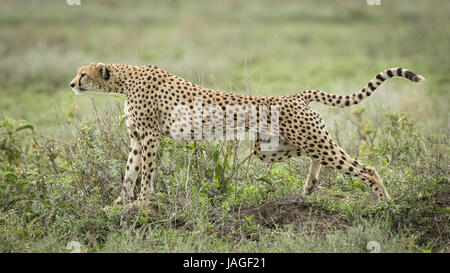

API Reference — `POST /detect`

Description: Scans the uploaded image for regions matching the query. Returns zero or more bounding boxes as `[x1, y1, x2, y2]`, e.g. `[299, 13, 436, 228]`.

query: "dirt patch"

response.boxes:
[230, 196, 351, 236]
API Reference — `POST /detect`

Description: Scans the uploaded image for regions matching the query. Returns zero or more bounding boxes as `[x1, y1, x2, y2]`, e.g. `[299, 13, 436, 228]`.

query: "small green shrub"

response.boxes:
[0, 108, 448, 252]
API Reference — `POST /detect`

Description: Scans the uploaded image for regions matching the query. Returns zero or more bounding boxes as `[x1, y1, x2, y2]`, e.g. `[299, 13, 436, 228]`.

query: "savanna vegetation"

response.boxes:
[0, 0, 448, 252]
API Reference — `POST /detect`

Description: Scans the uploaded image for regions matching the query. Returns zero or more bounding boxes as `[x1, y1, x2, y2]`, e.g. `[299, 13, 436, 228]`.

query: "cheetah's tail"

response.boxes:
[299, 67, 425, 107]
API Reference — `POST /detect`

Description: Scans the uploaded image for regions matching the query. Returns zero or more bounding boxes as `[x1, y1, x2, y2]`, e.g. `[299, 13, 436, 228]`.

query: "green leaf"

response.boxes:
[223, 157, 230, 170]
[214, 164, 223, 181]
[15, 124, 34, 132]
[212, 150, 220, 162]
[5, 172, 18, 183]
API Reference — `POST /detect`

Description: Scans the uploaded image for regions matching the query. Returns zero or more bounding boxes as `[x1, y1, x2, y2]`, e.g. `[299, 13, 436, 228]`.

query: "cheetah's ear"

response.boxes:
[96, 63, 110, 81]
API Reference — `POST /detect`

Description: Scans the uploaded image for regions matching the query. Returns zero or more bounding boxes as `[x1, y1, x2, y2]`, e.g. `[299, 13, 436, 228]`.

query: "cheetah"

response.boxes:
[70, 63, 424, 204]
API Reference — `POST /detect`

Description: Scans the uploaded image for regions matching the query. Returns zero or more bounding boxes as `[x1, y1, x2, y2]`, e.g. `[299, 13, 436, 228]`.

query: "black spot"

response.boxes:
[387, 70, 394, 77]
[376, 74, 385, 82]
[404, 71, 417, 81]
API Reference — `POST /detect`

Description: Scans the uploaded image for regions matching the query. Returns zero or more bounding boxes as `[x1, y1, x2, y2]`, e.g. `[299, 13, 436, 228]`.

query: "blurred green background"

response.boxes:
[0, 0, 449, 253]
[0, 0, 448, 132]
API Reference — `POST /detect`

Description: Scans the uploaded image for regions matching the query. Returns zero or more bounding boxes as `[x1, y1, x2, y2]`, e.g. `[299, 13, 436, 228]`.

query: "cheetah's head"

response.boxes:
[70, 63, 111, 94]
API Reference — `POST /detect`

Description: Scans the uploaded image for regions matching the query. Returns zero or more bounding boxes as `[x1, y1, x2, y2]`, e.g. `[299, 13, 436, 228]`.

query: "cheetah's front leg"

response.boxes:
[137, 131, 160, 202]
[115, 124, 142, 204]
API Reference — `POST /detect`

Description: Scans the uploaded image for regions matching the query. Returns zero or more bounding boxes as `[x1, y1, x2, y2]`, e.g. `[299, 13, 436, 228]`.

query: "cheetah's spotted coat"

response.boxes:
[70, 63, 424, 204]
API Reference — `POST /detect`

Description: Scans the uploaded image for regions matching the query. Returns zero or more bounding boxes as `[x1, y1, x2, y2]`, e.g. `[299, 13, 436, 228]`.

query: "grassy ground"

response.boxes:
[0, 0, 449, 252]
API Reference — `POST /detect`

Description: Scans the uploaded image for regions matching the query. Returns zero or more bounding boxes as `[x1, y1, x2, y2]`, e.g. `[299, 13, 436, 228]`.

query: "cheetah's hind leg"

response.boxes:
[315, 143, 391, 203]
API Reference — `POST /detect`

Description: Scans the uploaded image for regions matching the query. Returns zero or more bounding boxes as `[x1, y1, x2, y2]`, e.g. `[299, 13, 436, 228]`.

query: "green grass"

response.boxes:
[0, 0, 449, 253]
